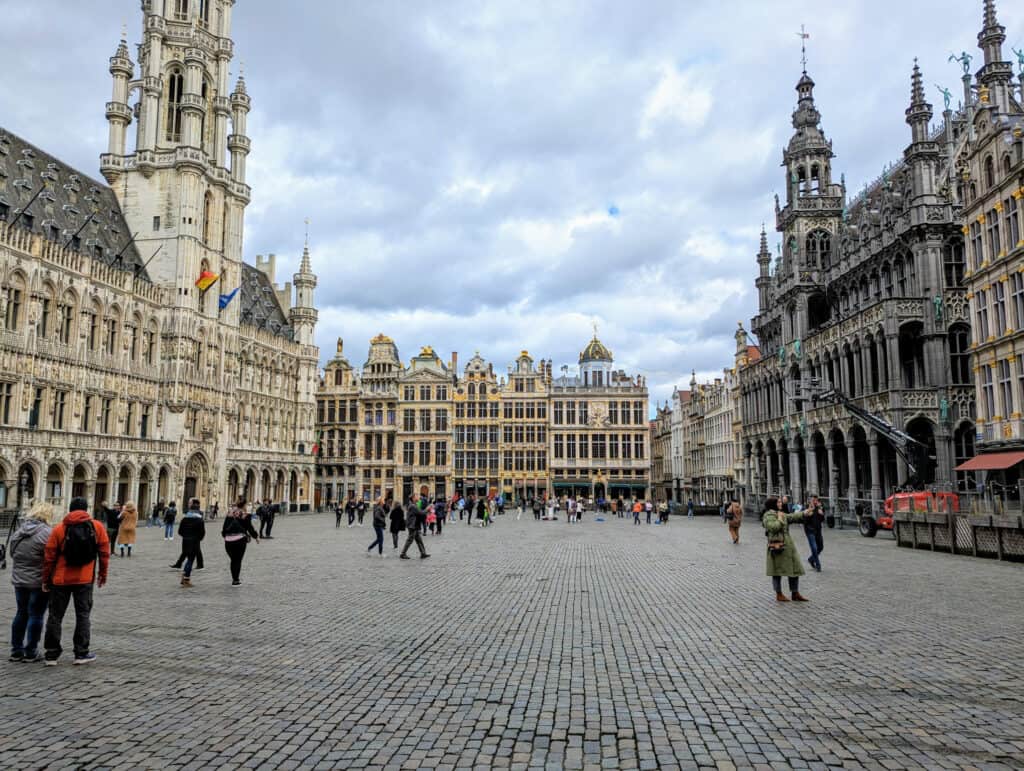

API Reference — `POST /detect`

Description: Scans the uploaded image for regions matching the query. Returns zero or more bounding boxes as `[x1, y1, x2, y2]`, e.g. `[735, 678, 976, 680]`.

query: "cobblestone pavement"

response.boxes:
[2, 511, 1023, 770]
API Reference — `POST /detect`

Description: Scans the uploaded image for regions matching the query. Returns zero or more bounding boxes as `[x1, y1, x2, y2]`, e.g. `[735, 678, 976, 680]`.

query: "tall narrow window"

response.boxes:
[994, 282, 1008, 334]
[987, 208, 1002, 259]
[948, 325, 971, 385]
[943, 241, 965, 288]
[37, 293, 52, 339]
[199, 0, 210, 27]
[1004, 195, 1021, 251]
[4, 286, 22, 331]
[174, 0, 190, 21]
[165, 68, 184, 142]
[998, 360, 1013, 417]
[0, 382, 12, 425]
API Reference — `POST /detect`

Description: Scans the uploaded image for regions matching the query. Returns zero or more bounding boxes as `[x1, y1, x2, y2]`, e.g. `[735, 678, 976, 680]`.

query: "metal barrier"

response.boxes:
[894, 510, 1024, 562]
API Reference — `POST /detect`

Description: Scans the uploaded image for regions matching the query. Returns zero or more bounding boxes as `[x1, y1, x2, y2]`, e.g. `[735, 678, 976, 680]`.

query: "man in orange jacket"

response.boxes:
[42, 497, 110, 665]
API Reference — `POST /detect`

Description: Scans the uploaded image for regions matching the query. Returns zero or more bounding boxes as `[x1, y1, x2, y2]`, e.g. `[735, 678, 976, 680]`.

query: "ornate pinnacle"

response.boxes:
[983, 0, 998, 30]
[910, 59, 926, 106]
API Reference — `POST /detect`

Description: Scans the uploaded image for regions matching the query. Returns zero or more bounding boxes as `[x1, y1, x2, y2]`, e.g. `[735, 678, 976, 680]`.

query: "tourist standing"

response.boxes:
[633, 500, 642, 525]
[388, 498, 405, 549]
[687, 499, 694, 519]
[151, 499, 165, 528]
[762, 497, 808, 602]
[42, 497, 110, 665]
[221, 498, 259, 587]
[163, 501, 178, 540]
[335, 501, 343, 528]
[400, 497, 429, 559]
[367, 498, 387, 557]
[177, 504, 206, 588]
[171, 499, 206, 572]
[803, 496, 825, 572]
[726, 499, 742, 544]
[645, 500, 653, 525]
[426, 505, 438, 535]
[116, 502, 138, 558]
[257, 499, 272, 538]
[8, 501, 54, 662]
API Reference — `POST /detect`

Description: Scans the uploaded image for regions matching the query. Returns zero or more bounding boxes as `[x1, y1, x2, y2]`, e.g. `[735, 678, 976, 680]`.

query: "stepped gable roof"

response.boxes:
[579, 334, 613, 364]
[238, 262, 294, 341]
[0, 127, 147, 278]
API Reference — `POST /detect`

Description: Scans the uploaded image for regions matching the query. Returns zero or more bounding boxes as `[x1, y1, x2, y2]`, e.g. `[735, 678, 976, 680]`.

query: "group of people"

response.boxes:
[7, 494, 275, 666]
[360, 495, 435, 560]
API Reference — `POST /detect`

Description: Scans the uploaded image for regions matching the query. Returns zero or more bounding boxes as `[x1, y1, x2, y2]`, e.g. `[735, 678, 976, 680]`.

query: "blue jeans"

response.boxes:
[183, 554, 196, 578]
[164, 523, 174, 538]
[806, 531, 822, 569]
[368, 525, 384, 554]
[11, 587, 47, 657]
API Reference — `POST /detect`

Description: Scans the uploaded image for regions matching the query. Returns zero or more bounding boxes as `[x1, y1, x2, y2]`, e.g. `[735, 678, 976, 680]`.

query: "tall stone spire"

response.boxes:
[905, 60, 937, 200]
[291, 228, 319, 348]
[101, 32, 134, 182]
[976, 0, 1013, 112]
[905, 59, 932, 142]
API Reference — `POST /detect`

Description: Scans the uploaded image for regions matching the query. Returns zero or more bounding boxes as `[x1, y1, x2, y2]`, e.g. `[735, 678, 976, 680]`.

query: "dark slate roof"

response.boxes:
[0, 127, 147, 279]
[239, 262, 294, 341]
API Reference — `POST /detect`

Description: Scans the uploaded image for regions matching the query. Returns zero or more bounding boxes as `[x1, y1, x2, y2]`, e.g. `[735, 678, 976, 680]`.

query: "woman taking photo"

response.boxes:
[221, 497, 259, 587]
[762, 496, 809, 602]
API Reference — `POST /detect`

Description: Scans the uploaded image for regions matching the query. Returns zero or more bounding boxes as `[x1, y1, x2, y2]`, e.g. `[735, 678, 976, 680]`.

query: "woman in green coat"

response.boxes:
[762, 497, 809, 602]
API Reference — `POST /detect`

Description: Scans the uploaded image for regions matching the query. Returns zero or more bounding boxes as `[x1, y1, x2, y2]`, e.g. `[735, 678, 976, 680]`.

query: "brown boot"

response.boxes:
[180, 576, 192, 588]
[775, 592, 790, 602]
[791, 592, 809, 602]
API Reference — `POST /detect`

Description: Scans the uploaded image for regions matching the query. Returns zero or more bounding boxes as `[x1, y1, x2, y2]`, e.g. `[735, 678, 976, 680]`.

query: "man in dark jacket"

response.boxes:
[399, 497, 429, 560]
[257, 499, 276, 539]
[388, 499, 405, 549]
[170, 499, 205, 572]
[104, 502, 120, 555]
[177, 503, 206, 587]
[803, 496, 825, 572]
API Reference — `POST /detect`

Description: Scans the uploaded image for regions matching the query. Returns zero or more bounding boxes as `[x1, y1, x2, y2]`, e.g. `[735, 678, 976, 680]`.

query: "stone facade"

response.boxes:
[651, 406, 672, 503]
[0, 1, 318, 515]
[397, 347, 453, 503]
[453, 352, 501, 499]
[499, 352, 551, 503]
[740, 41, 975, 519]
[550, 335, 650, 502]
[315, 339, 360, 507]
[669, 388, 690, 503]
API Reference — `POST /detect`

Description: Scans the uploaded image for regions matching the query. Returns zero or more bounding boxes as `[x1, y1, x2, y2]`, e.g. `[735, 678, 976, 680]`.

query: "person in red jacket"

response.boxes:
[41, 497, 110, 666]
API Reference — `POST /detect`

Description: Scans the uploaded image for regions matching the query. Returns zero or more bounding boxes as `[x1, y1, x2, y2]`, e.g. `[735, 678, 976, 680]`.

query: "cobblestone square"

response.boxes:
[2, 513, 1023, 770]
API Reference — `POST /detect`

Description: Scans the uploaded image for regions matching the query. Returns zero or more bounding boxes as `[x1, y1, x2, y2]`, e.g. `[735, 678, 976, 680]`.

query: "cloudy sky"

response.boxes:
[2, 1, 1022, 411]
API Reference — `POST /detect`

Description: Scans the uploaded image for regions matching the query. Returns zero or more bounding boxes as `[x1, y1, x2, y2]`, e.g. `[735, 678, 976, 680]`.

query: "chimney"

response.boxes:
[451, 351, 458, 373]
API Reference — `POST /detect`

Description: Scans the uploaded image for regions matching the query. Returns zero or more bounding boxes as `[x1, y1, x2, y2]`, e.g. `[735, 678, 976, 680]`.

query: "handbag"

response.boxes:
[767, 538, 785, 555]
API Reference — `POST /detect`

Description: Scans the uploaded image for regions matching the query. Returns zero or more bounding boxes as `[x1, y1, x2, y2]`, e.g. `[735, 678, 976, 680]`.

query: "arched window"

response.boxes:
[202, 192, 213, 244]
[984, 155, 995, 189]
[1004, 154, 1013, 175]
[57, 290, 76, 345]
[797, 166, 807, 195]
[3, 274, 25, 331]
[467, 382, 475, 397]
[805, 230, 831, 270]
[810, 164, 821, 195]
[36, 285, 54, 340]
[948, 325, 971, 385]
[165, 68, 184, 142]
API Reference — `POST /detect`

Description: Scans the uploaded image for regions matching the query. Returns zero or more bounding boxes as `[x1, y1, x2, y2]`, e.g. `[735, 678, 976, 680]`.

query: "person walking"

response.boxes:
[367, 498, 387, 557]
[41, 497, 110, 665]
[346, 497, 357, 527]
[335, 501, 343, 528]
[104, 502, 120, 555]
[177, 503, 206, 588]
[726, 499, 742, 543]
[388, 498, 405, 549]
[150, 499, 165, 528]
[632, 500, 642, 525]
[762, 497, 809, 602]
[257, 499, 271, 539]
[645, 500, 653, 525]
[170, 499, 205, 572]
[803, 496, 825, 572]
[115, 502, 138, 558]
[400, 497, 429, 560]
[532, 497, 541, 521]
[687, 498, 694, 519]
[356, 499, 367, 527]
[475, 496, 486, 527]
[163, 501, 178, 540]
[264, 502, 278, 539]
[221, 498, 259, 587]
[9, 501, 54, 662]
[435, 500, 445, 536]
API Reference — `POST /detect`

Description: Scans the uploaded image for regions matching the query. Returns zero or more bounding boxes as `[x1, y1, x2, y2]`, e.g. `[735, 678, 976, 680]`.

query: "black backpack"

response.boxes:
[63, 521, 98, 567]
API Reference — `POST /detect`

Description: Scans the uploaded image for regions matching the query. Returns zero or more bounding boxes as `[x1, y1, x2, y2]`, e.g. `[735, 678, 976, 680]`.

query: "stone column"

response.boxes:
[805, 444, 819, 498]
[789, 448, 802, 502]
[840, 354, 851, 395]
[826, 441, 838, 514]
[886, 334, 902, 390]
[846, 441, 858, 506]
[766, 451, 775, 495]
[868, 435, 882, 507]
[852, 346, 863, 396]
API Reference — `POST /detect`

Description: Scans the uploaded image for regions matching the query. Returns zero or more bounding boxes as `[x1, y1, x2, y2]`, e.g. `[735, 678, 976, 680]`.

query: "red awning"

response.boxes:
[955, 451, 1024, 471]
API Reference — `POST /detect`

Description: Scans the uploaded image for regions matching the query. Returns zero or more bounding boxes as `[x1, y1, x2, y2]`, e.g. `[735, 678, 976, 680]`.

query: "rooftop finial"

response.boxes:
[983, 0, 998, 30]
[121, 22, 127, 42]
[796, 24, 810, 72]
[910, 58, 926, 105]
[304, 216, 310, 248]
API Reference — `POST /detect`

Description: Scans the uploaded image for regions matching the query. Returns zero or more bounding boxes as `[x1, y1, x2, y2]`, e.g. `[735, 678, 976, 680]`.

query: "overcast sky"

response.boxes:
[1, 1, 1021, 411]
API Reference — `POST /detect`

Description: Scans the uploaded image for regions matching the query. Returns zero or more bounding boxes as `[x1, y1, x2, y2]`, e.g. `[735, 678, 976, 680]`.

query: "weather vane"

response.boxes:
[796, 25, 810, 71]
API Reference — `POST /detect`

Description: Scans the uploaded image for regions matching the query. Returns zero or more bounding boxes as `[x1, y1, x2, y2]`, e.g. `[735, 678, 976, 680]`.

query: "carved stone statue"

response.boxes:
[1013, 47, 1024, 76]
[948, 51, 972, 75]
[935, 84, 952, 111]
[939, 398, 950, 424]
[933, 295, 943, 321]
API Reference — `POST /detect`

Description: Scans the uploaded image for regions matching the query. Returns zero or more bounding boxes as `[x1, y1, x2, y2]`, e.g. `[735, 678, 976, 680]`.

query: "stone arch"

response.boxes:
[16, 459, 40, 509]
[183, 451, 210, 509]
[137, 465, 154, 514]
[44, 461, 66, 506]
[157, 465, 172, 505]
[906, 416, 937, 487]
[116, 462, 135, 505]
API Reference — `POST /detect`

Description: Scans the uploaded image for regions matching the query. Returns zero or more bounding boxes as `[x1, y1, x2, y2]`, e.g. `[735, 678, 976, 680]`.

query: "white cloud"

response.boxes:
[639, 62, 713, 139]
